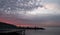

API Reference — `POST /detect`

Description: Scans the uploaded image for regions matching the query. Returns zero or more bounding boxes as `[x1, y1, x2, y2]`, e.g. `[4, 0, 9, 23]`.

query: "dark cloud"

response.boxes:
[0, 0, 43, 18]
[0, 0, 60, 27]
[0, 0, 43, 12]
[0, 0, 44, 21]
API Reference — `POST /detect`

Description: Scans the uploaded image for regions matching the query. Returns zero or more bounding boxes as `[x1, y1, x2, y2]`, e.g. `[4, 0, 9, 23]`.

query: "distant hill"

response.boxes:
[0, 22, 18, 30]
[0, 22, 45, 30]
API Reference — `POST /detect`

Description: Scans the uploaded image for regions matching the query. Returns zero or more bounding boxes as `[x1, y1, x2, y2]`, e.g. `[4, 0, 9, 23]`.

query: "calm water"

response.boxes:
[25, 27, 60, 35]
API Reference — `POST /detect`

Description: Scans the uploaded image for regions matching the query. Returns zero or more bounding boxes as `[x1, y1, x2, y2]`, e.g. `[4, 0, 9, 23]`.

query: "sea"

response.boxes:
[25, 27, 60, 35]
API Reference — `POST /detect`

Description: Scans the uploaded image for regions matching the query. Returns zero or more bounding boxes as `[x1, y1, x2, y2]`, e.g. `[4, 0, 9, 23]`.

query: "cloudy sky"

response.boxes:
[0, 0, 60, 27]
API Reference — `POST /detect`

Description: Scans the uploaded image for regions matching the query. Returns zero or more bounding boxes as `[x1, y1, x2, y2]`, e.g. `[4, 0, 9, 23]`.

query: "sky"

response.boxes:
[0, 0, 60, 27]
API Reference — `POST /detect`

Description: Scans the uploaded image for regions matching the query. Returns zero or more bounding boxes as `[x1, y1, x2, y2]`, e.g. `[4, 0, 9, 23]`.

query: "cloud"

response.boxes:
[0, 0, 43, 12]
[0, 0, 60, 27]
[44, 3, 60, 10]
[0, 0, 44, 20]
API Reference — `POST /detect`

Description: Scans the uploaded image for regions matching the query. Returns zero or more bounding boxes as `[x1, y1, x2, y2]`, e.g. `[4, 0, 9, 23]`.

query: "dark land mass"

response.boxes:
[0, 22, 45, 35]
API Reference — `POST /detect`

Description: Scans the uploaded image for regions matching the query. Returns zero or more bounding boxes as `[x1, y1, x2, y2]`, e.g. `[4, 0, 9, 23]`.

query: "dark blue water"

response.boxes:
[25, 27, 60, 35]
